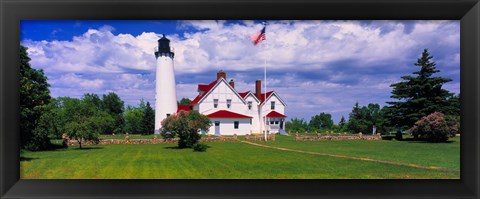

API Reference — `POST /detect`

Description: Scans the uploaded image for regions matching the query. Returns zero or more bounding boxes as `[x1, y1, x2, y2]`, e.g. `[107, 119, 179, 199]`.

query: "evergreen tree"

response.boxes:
[141, 101, 155, 135]
[346, 102, 390, 134]
[338, 116, 346, 128]
[386, 49, 454, 130]
[347, 102, 369, 133]
[20, 45, 52, 151]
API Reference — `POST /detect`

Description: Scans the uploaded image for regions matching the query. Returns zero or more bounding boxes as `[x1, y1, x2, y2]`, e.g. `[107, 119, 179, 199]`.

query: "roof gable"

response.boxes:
[189, 78, 246, 106]
[239, 91, 260, 103]
[260, 91, 287, 106]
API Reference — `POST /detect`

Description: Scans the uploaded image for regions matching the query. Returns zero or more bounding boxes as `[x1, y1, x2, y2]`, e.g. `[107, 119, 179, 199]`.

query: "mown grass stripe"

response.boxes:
[241, 141, 459, 172]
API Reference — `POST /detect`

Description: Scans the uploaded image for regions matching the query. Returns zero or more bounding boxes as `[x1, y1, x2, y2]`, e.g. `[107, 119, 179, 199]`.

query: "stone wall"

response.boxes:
[245, 134, 276, 141]
[294, 132, 382, 141]
[64, 135, 239, 146]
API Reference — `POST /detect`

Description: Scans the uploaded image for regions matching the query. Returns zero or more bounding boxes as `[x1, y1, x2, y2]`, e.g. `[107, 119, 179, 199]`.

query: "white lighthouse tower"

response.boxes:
[154, 34, 177, 134]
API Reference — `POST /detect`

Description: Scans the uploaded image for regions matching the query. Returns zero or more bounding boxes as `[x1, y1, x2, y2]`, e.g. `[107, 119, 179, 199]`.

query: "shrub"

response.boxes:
[409, 112, 457, 142]
[192, 143, 208, 152]
[161, 110, 212, 149]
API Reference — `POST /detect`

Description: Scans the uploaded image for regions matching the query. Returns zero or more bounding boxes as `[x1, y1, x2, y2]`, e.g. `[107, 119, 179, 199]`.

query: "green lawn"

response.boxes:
[20, 136, 459, 179]
[246, 135, 460, 170]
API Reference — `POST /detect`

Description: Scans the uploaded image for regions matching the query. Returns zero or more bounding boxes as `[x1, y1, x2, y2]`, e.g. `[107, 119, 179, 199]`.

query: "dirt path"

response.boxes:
[241, 141, 459, 172]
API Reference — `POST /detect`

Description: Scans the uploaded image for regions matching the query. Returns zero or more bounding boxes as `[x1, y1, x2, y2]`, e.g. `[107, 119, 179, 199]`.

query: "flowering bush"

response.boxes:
[161, 110, 212, 148]
[409, 112, 458, 142]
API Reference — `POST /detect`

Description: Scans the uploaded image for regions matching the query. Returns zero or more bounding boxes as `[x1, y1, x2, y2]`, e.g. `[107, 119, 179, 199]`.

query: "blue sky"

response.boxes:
[20, 20, 460, 123]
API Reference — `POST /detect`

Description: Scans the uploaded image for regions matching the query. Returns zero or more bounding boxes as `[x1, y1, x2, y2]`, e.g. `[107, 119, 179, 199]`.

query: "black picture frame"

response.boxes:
[1, 0, 479, 198]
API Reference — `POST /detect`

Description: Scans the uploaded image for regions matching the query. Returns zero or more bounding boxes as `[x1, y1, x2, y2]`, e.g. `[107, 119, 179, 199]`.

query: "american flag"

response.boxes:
[250, 25, 266, 46]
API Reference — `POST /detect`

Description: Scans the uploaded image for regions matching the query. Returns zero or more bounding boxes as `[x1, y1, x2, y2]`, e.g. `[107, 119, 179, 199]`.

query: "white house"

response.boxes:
[178, 71, 287, 136]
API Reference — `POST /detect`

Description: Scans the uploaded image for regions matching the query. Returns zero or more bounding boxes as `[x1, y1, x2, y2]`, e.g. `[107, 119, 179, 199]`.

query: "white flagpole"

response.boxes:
[263, 21, 267, 142]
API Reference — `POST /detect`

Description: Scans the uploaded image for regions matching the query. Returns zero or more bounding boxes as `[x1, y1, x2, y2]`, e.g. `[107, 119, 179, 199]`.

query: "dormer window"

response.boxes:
[214, 99, 218, 108]
[271, 101, 275, 110]
[227, 99, 232, 108]
[248, 101, 252, 110]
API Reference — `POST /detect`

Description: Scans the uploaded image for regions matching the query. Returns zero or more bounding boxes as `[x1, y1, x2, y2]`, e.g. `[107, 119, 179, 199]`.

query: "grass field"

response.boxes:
[20, 136, 460, 179]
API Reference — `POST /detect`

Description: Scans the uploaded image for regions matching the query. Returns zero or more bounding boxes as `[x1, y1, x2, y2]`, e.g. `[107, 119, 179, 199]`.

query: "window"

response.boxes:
[166, 113, 171, 117]
[248, 101, 252, 110]
[234, 121, 239, 129]
[271, 101, 275, 110]
[227, 99, 232, 108]
[214, 99, 218, 108]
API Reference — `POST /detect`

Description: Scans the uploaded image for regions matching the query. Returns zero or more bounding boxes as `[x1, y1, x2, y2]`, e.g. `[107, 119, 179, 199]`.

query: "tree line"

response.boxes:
[20, 46, 157, 150]
[286, 49, 460, 142]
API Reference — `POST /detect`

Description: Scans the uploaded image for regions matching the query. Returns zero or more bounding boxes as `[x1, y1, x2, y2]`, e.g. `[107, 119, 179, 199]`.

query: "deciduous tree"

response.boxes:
[20, 45, 51, 151]
[309, 112, 334, 132]
[178, 98, 192, 105]
[101, 92, 125, 134]
[285, 118, 308, 133]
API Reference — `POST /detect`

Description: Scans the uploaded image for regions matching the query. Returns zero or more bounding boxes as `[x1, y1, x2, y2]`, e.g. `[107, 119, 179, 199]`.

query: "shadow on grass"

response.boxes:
[73, 146, 104, 150]
[382, 136, 455, 143]
[42, 143, 68, 151]
[20, 157, 38, 162]
[164, 145, 212, 150]
[164, 146, 183, 149]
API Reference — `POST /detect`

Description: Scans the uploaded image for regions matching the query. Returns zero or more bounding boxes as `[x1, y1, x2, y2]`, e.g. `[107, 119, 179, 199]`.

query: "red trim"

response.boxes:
[266, 111, 287, 118]
[177, 105, 190, 112]
[189, 80, 217, 106]
[206, 110, 252, 118]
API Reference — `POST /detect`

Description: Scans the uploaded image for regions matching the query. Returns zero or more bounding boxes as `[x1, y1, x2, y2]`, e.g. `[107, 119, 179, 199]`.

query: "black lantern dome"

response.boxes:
[155, 34, 174, 58]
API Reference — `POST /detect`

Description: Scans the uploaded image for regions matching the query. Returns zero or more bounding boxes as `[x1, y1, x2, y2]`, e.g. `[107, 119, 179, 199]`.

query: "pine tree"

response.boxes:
[386, 49, 454, 130]
[347, 102, 369, 133]
[338, 116, 346, 128]
[141, 102, 155, 135]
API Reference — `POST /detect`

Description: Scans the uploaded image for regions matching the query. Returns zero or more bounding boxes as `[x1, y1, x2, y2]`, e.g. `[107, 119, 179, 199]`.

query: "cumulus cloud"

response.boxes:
[21, 20, 460, 122]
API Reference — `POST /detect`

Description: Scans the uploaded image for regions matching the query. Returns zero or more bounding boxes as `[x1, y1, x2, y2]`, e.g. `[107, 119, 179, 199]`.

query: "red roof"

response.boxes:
[206, 110, 252, 118]
[238, 91, 250, 98]
[198, 84, 210, 92]
[258, 91, 274, 104]
[266, 111, 287, 118]
[177, 105, 191, 112]
[189, 80, 217, 106]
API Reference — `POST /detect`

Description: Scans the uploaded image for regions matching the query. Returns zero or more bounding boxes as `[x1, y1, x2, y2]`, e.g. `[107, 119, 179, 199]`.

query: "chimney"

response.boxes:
[229, 79, 235, 88]
[217, 70, 226, 80]
[255, 80, 261, 99]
